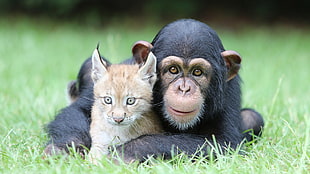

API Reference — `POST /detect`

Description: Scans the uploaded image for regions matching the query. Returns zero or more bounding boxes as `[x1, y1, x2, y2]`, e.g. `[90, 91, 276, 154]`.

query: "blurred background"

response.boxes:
[0, 0, 309, 107]
[0, 0, 309, 26]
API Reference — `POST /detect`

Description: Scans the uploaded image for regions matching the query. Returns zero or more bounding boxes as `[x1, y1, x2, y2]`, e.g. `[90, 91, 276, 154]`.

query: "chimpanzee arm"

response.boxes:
[114, 133, 227, 163]
[44, 90, 93, 155]
[44, 57, 96, 156]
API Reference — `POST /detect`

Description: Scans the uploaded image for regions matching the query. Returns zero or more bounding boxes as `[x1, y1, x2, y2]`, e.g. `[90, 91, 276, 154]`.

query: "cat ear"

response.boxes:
[138, 52, 157, 87]
[91, 47, 108, 83]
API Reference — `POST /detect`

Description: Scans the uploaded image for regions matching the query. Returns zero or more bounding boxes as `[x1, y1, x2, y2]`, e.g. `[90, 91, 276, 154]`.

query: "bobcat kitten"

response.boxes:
[89, 48, 162, 162]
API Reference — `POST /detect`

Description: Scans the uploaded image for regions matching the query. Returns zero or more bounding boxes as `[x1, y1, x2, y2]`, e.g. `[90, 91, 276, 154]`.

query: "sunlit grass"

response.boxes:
[0, 17, 309, 173]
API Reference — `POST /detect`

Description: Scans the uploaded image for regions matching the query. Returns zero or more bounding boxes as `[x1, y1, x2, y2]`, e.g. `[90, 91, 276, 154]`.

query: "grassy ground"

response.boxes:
[0, 17, 309, 173]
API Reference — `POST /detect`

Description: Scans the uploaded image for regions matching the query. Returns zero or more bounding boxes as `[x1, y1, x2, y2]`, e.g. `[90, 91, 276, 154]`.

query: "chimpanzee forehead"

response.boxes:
[160, 56, 211, 68]
[152, 35, 224, 66]
[189, 58, 211, 67]
[160, 56, 183, 67]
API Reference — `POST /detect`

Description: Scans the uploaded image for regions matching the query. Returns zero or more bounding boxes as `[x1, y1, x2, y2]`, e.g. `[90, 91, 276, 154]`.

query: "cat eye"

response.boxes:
[169, 66, 179, 74]
[126, 97, 136, 105]
[102, 96, 112, 104]
[192, 69, 203, 76]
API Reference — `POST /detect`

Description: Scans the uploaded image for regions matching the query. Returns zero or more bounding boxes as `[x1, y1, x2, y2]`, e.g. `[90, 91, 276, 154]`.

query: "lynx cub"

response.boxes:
[89, 48, 162, 162]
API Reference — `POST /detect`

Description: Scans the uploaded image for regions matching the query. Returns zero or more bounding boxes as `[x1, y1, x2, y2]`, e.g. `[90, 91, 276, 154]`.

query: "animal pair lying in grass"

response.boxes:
[44, 19, 264, 164]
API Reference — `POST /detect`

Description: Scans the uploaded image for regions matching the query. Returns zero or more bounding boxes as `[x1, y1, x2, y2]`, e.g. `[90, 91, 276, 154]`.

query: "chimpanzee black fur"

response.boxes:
[113, 19, 264, 161]
[44, 58, 102, 155]
[151, 19, 241, 133]
[44, 19, 264, 161]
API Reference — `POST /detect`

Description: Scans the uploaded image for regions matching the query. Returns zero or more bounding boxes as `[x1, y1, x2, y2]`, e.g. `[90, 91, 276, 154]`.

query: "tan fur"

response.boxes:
[89, 64, 162, 163]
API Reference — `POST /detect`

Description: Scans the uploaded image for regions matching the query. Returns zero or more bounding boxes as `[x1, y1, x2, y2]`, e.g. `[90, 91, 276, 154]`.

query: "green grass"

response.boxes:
[0, 17, 309, 173]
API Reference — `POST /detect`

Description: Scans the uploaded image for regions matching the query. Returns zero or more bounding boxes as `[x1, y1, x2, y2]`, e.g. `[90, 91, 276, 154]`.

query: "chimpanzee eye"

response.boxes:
[193, 69, 203, 76]
[126, 97, 136, 105]
[169, 66, 179, 74]
[102, 96, 112, 104]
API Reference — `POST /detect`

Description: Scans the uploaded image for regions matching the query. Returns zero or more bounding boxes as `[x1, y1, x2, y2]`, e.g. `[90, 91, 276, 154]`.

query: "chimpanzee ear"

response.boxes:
[138, 52, 157, 87]
[91, 47, 108, 83]
[132, 41, 153, 64]
[221, 50, 242, 81]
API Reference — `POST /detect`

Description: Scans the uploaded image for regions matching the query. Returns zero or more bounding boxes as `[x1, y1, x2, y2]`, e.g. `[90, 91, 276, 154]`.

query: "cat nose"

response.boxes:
[111, 112, 126, 123]
[113, 117, 124, 123]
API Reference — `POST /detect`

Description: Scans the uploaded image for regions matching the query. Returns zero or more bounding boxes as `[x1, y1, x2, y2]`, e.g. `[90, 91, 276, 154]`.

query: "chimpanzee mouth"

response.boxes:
[164, 105, 202, 130]
[167, 106, 198, 117]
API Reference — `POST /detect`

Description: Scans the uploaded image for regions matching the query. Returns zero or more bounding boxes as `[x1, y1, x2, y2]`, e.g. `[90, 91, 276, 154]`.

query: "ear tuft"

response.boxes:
[91, 47, 107, 83]
[221, 50, 242, 81]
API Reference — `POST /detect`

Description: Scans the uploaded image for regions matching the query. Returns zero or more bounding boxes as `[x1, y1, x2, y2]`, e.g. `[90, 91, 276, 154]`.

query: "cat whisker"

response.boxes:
[81, 96, 94, 102]
[152, 101, 164, 107]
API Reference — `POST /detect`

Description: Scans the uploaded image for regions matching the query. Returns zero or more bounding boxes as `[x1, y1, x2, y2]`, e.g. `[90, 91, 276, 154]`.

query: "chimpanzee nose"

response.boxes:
[174, 78, 196, 95]
[178, 83, 191, 94]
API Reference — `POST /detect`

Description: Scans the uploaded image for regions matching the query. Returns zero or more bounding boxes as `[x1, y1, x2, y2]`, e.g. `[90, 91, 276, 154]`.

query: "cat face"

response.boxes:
[93, 64, 154, 126]
[91, 48, 157, 126]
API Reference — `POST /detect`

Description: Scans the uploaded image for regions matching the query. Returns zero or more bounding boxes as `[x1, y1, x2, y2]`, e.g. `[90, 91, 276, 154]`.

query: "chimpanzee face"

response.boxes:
[159, 56, 212, 130]
[130, 39, 241, 131]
